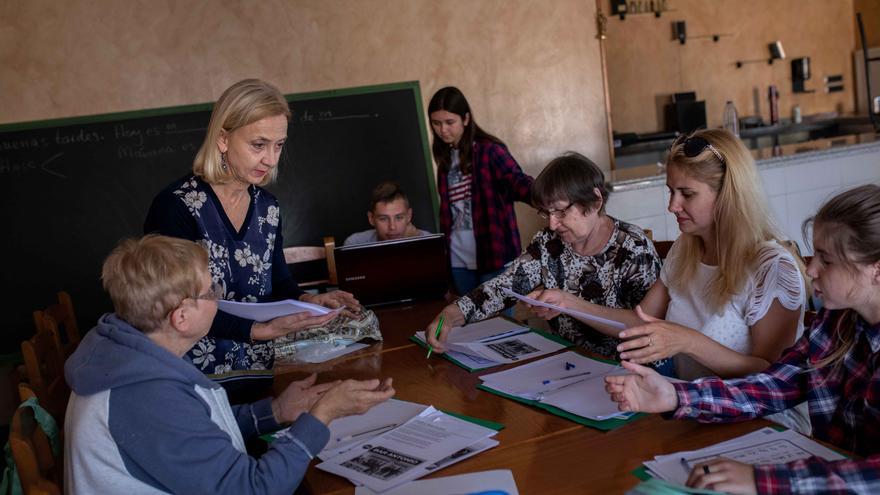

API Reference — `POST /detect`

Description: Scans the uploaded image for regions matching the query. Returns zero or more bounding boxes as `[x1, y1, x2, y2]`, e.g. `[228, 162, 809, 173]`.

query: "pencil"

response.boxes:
[426, 316, 444, 358]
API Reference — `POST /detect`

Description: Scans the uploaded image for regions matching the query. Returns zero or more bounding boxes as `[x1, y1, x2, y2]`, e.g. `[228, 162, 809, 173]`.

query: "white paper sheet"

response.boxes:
[502, 288, 626, 330]
[644, 427, 846, 486]
[317, 407, 499, 493]
[216, 299, 341, 322]
[448, 331, 568, 364]
[480, 351, 635, 420]
[318, 399, 428, 460]
[354, 469, 518, 495]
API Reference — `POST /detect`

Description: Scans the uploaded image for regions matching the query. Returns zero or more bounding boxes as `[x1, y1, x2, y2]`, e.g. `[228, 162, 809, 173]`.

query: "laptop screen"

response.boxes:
[334, 234, 448, 306]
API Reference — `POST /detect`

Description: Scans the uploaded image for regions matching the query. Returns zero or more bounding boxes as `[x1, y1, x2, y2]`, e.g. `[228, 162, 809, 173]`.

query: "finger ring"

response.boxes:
[703, 465, 710, 475]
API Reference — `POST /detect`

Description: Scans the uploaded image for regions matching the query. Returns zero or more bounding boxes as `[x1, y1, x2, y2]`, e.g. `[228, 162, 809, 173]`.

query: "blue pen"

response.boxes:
[565, 361, 576, 370]
[542, 370, 591, 385]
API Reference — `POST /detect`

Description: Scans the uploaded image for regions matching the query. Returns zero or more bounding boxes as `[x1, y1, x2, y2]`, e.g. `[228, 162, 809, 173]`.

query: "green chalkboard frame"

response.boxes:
[0, 80, 439, 222]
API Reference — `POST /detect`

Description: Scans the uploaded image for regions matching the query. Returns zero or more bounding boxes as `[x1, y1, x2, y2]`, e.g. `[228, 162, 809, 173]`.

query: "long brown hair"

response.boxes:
[804, 184, 880, 369]
[665, 129, 781, 312]
[427, 86, 504, 174]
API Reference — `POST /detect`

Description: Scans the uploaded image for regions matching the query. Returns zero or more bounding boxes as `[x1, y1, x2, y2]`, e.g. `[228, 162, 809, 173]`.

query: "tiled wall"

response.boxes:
[608, 143, 880, 255]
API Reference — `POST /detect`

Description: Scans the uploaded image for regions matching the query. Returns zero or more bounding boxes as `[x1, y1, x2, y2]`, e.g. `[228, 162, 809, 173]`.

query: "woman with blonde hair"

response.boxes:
[530, 129, 809, 432]
[605, 184, 880, 493]
[145, 79, 358, 398]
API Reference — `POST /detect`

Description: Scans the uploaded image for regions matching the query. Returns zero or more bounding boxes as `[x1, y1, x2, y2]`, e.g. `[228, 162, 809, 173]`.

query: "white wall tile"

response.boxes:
[759, 166, 786, 197]
[607, 186, 665, 220]
[782, 160, 841, 194]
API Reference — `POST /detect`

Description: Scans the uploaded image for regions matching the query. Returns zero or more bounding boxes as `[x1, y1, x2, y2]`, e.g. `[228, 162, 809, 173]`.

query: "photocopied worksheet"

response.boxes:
[317, 406, 500, 493]
[643, 427, 847, 486]
[354, 469, 519, 495]
[413, 317, 569, 370]
[480, 351, 635, 421]
[216, 299, 342, 322]
[316, 399, 428, 460]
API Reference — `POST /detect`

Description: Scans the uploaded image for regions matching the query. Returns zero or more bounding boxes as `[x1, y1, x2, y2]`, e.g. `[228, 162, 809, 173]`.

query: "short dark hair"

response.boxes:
[531, 152, 610, 213]
[370, 181, 410, 211]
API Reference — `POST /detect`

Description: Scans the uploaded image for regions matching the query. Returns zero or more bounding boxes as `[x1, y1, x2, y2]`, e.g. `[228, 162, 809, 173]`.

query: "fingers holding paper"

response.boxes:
[615, 307, 695, 364]
[604, 360, 677, 413]
[525, 288, 568, 319]
[686, 458, 757, 495]
[304, 290, 363, 318]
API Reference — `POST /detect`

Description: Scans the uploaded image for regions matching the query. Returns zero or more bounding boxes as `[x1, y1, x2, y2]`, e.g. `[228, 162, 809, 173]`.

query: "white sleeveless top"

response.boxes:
[660, 239, 811, 434]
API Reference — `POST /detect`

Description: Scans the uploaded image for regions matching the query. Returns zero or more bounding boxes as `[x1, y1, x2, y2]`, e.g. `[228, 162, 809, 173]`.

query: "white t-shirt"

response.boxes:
[660, 239, 811, 434]
[447, 149, 477, 269]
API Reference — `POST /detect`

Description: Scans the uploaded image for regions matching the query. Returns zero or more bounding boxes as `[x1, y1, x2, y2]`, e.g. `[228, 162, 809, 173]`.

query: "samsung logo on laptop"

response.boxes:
[344, 275, 367, 282]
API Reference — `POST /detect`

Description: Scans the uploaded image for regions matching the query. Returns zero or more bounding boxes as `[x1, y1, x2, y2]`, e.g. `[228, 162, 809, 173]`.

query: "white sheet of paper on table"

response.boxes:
[354, 469, 519, 495]
[317, 407, 499, 493]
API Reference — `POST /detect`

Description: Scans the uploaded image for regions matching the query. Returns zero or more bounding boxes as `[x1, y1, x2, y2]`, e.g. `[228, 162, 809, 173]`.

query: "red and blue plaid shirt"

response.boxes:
[673, 308, 880, 494]
[437, 139, 533, 272]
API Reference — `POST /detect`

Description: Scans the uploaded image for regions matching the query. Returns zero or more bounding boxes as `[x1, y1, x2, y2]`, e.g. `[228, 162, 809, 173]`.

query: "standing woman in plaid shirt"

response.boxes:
[427, 86, 534, 296]
[606, 184, 880, 494]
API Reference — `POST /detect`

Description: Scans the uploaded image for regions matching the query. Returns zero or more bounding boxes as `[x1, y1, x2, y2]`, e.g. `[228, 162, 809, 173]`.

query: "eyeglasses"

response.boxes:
[192, 280, 223, 302]
[537, 203, 575, 220]
[673, 135, 726, 165]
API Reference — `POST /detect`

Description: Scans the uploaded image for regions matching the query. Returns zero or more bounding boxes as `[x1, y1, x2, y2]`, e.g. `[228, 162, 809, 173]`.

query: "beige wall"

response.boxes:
[606, 0, 856, 134]
[854, 0, 880, 48]
[0, 0, 612, 244]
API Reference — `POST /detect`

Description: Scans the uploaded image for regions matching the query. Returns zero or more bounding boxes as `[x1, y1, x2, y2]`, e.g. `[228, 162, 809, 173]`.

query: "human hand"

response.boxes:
[525, 288, 569, 320]
[615, 306, 695, 364]
[604, 360, 677, 413]
[251, 311, 337, 341]
[310, 378, 395, 425]
[271, 373, 337, 424]
[303, 290, 363, 318]
[687, 458, 757, 495]
[424, 304, 466, 354]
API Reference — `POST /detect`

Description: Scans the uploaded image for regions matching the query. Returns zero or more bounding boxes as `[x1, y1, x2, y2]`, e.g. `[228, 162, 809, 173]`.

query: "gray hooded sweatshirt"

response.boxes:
[63, 313, 329, 494]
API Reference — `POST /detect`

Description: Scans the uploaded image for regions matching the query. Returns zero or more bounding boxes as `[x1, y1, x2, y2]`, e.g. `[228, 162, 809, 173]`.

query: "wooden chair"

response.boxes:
[21, 327, 69, 422]
[33, 291, 80, 359]
[642, 229, 674, 260]
[9, 405, 61, 495]
[283, 236, 338, 288]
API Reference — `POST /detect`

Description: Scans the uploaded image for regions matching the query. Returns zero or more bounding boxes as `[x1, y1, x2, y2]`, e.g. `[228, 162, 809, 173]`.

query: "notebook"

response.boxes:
[334, 233, 447, 306]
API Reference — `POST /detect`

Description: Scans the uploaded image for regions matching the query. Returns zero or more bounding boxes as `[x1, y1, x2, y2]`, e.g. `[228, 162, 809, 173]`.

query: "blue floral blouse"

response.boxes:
[144, 175, 304, 376]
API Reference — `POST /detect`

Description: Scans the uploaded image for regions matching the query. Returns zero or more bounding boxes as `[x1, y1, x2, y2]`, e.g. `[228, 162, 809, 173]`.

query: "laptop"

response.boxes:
[334, 233, 448, 306]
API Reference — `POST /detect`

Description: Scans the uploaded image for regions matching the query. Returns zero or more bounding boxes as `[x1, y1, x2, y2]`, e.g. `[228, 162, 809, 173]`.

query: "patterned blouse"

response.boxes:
[144, 175, 304, 376]
[455, 218, 662, 360]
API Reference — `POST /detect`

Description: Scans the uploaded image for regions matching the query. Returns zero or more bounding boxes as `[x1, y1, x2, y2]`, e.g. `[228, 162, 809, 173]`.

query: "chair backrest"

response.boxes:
[652, 240, 674, 260]
[33, 291, 80, 358]
[21, 327, 69, 422]
[283, 236, 338, 287]
[10, 406, 61, 495]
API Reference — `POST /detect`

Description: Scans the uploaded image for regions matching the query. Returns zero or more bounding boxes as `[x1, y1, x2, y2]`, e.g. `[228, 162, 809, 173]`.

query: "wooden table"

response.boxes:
[274, 299, 772, 494]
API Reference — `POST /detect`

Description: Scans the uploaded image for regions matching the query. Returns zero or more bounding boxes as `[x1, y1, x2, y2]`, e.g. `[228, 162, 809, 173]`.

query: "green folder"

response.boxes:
[411, 327, 574, 372]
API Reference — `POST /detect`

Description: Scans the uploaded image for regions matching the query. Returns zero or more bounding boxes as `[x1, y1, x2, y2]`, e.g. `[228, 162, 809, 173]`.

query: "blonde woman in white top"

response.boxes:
[529, 129, 810, 433]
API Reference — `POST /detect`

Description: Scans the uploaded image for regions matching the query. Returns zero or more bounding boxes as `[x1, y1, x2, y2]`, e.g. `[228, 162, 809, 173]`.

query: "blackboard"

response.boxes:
[0, 81, 437, 353]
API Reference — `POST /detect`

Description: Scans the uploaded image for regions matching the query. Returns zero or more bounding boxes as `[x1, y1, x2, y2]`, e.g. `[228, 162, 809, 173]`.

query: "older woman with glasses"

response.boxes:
[425, 152, 666, 371]
[530, 129, 811, 433]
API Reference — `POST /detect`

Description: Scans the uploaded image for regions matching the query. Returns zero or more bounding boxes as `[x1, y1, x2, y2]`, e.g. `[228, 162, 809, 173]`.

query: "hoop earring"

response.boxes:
[220, 152, 229, 172]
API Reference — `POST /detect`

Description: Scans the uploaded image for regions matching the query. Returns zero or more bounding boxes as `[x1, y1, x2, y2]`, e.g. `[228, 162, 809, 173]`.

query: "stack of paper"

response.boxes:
[354, 469, 519, 495]
[217, 299, 342, 322]
[412, 317, 571, 371]
[316, 403, 502, 493]
[478, 351, 635, 422]
[642, 427, 846, 486]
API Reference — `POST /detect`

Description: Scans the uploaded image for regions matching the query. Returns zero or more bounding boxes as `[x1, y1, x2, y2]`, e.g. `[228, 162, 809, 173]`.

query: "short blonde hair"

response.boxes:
[665, 128, 780, 311]
[193, 79, 291, 186]
[102, 235, 208, 333]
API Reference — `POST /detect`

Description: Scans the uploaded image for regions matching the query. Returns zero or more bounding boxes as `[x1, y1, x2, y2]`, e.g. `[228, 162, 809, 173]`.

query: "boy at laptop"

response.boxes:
[344, 181, 431, 245]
